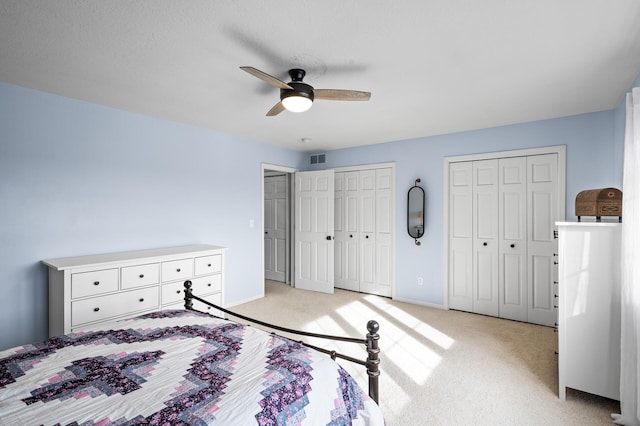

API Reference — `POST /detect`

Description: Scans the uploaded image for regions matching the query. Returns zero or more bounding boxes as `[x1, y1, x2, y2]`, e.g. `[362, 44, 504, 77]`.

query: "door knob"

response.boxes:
[326, 236, 333, 240]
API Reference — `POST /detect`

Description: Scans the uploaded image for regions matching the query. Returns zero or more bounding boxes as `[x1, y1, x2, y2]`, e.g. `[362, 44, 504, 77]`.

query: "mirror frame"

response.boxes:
[407, 179, 425, 246]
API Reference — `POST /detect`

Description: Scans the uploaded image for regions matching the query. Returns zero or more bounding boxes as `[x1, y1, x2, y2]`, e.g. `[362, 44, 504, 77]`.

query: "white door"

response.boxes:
[374, 168, 393, 297]
[449, 161, 473, 311]
[472, 159, 499, 317]
[264, 175, 288, 282]
[294, 170, 335, 294]
[335, 171, 360, 291]
[527, 154, 558, 326]
[359, 170, 377, 294]
[334, 172, 346, 288]
[498, 157, 528, 321]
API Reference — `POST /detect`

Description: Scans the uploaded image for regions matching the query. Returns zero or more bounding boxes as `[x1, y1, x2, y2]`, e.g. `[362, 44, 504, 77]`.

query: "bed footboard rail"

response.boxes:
[183, 280, 380, 404]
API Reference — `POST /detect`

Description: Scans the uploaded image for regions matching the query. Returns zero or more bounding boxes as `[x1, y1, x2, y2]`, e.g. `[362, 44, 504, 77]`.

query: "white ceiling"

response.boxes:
[2, 1, 640, 152]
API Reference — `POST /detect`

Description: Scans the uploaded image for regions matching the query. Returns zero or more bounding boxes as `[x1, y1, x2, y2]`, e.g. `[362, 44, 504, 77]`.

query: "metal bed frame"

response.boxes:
[183, 280, 381, 404]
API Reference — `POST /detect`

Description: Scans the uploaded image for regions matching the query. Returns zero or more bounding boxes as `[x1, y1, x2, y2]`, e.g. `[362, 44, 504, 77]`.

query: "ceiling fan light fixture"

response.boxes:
[281, 93, 313, 113]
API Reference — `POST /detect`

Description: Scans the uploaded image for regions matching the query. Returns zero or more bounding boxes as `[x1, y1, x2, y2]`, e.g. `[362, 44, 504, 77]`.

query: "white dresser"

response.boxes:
[556, 222, 621, 400]
[43, 244, 226, 336]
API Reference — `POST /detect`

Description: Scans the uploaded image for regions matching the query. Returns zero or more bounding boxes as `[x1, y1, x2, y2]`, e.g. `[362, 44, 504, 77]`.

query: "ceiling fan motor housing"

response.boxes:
[280, 81, 314, 103]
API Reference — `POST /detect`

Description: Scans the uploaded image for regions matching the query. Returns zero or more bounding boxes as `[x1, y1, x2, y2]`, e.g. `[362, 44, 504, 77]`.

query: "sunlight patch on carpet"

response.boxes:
[335, 300, 441, 386]
[363, 297, 455, 350]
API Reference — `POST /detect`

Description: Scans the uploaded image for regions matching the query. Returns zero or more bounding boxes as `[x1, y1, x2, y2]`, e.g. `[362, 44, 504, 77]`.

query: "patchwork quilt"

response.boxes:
[0, 310, 384, 425]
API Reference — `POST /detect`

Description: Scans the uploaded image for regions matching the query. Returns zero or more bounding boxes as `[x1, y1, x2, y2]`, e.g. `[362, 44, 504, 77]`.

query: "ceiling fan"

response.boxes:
[240, 66, 371, 116]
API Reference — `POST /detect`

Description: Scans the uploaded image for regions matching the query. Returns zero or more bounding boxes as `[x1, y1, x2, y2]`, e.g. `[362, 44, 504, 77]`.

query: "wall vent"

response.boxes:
[310, 154, 326, 165]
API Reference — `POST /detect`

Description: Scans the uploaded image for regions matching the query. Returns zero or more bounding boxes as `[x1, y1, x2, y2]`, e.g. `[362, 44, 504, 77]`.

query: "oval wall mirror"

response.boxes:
[408, 179, 425, 245]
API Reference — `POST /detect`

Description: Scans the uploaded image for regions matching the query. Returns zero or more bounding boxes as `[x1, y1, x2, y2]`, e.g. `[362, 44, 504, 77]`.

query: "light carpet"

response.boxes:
[230, 280, 619, 425]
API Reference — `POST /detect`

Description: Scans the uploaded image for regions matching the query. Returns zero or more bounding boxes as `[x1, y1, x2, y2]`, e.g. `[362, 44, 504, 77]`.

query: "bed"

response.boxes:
[0, 281, 384, 425]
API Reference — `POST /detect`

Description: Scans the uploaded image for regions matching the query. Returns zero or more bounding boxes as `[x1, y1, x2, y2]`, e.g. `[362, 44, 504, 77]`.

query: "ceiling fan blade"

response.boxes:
[240, 66, 293, 90]
[314, 89, 371, 101]
[266, 101, 286, 116]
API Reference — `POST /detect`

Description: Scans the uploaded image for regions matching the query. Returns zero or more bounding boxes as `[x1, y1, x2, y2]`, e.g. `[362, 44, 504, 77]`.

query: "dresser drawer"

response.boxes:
[71, 287, 159, 327]
[194, 254, 222, 275]
[161, 281, 187, 305]
[193, 293, 222, 316]
[161, 258, 193, 282]
[71, 269, 119, 299]
[121, 263, 160, 289]
[191, 274, 222, 295]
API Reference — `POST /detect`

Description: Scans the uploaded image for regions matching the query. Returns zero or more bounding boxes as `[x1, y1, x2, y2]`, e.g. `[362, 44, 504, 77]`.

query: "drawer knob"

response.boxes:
[483, 242, 488, 246]
[176, 268, 181, 272]
[176, 290, 181, 294]
[139, 274, 144, 278]
[510, 244, 515, 248]
[139, 298, 144, 302]
[207, 283, 212, 287]
[94, 307, 100, 312]
[208, 263, 212, 267]
[94, 281, 100, 286]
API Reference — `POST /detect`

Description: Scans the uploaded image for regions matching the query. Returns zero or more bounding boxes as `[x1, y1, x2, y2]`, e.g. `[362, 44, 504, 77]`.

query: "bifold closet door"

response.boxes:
[472, 159, 499, 317]
[498, 157, 528, 322]
[359, 170, 377, 294]
[374, 168, 393, 297]
[448, 153, 559, 326]
[335, 167, 394, 297]
[448, 161, 473, 311]
[527, 154, 558, 326]
[334, 171, 360, 291]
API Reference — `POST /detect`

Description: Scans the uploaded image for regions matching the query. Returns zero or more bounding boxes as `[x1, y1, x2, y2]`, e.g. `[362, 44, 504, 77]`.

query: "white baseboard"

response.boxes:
[226, 293, 265, 309]
[392, 296, 447, 310]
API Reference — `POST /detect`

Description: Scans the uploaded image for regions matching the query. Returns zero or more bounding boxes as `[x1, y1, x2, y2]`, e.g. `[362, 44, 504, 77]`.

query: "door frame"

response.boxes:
[261, 163, 297, 293]
[442, 145, 566, 310]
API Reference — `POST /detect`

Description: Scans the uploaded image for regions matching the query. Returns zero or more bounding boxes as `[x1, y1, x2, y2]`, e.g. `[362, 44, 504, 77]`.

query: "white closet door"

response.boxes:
[374, 168, 393, 297]
[334, 171, 360, 291]
[472, 159, 499, 317]
[498, 157, 528, 321]
[449, 162, 473, 311]
[344, 171, 360, 291]
[334, 172, 346, 289]
[527, 154, 558, 326]
[264, 175, 287, 282]
[294, 170, 335, 294]
[359, 170, 376, 294]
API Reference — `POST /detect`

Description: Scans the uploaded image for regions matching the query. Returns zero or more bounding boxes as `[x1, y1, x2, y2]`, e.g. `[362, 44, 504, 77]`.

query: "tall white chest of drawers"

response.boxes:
[556, 222, 621, 400]
[43, 244, 226, 336]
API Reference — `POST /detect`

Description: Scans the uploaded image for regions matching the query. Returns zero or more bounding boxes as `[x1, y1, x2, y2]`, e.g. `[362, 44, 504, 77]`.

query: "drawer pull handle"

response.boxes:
[94, 281, 100, 286]
[139, 274, 144, 278]
[139, 298, 144, 302]
[176, 268, 181, 272]
[94, 307, 100, 312]
[176, 290, 181, 294]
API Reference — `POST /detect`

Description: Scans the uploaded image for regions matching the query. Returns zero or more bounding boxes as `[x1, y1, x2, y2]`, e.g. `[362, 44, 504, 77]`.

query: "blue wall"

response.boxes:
[1, 74, 637, 350]
[0, 83, 305, 350]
